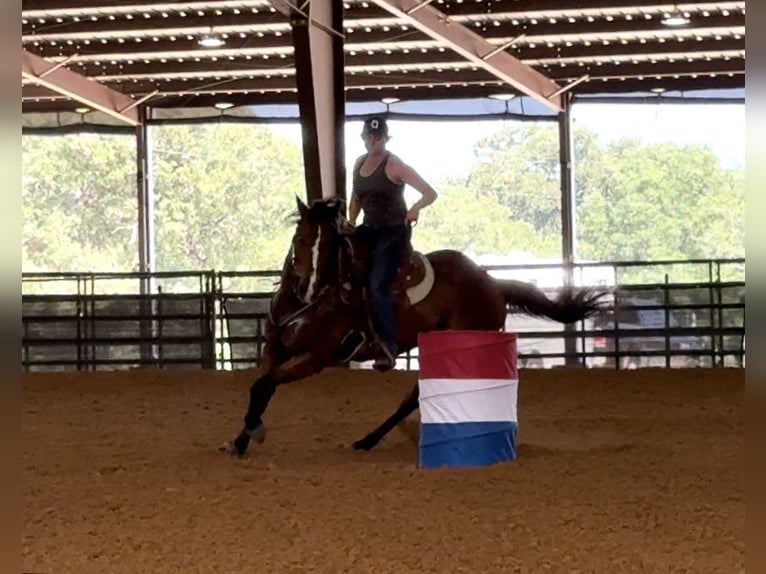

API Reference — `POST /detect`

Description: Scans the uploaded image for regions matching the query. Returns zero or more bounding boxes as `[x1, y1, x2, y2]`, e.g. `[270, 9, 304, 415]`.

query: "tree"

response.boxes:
[576, 139, 745, 264]
[452, 122, 744, 268]
[151, 124, 304, 272]
[22, 119, 745, 285]
[22, 125, 307, 279]
[22, 133, 138, 272]
[413, 178, 556, 257]
[466, 123, 561, 247]
[454, 122, 606, 258]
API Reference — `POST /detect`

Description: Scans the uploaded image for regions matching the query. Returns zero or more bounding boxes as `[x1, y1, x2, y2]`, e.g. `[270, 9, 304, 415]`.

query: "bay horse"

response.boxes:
[221, 197, 607, 457]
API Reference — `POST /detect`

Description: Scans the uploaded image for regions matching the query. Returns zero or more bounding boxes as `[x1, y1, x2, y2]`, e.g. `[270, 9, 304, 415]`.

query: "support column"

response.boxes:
[136, 107, 155, 278]
[558, 96, 578, 366]
[136, 107, 156, 364]
[280, 0, 346, 203]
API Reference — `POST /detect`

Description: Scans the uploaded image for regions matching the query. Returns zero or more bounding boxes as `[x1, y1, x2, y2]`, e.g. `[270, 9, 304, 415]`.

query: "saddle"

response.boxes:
[333, 234, 434, 364]
[338, 235, 434, 307]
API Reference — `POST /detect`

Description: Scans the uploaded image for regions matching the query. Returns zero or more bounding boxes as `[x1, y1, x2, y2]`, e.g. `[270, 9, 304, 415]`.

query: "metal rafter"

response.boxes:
[22, 2, 744, 41]
[22, 1, 275, 18]
[23, 14, 745, 62]
[20, 0, 746, 111]
[43, 39, 743, 83]
[21, 0, 743, 20]
[23, 52, 741, 104]
[21, 71, 745, 114]
[21, 48, 144, 125]
[368, 0, 563, 111]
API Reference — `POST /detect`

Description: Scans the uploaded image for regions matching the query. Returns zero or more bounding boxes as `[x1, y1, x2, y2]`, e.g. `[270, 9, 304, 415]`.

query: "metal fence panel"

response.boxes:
[22, 259, 745, 371]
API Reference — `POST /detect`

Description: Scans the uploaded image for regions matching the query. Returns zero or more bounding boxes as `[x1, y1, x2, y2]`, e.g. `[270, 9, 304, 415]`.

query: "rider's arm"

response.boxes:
[347, 192, 362, 225]
[388, 157, 438, 225]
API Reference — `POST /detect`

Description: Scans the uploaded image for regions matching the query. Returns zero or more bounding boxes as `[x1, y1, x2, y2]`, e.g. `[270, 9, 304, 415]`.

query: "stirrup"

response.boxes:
[372, 345, 396, 372]
[335, 331, 367, 363]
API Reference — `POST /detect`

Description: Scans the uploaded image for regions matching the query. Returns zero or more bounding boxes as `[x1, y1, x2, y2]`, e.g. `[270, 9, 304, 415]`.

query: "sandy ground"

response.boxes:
[22, 367, 743, 574]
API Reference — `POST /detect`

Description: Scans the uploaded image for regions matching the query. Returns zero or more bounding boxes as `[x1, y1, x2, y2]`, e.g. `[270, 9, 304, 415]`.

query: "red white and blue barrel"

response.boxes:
[417, 330, 518, 469]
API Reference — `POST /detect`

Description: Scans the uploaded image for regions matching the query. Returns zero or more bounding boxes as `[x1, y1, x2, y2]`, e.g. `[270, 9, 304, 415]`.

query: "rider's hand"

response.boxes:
[405, 207, 420, 227]
[339, 220, 356, 235]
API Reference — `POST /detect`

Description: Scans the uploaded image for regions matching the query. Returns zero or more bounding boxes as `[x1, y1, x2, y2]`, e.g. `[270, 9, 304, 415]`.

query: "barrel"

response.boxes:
[417, 330, 518, 469]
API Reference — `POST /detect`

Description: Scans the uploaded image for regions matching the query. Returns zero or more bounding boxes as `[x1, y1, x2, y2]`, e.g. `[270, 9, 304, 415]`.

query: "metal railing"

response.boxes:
[22, 271, 216, 370]
[21, 258, 745, 371]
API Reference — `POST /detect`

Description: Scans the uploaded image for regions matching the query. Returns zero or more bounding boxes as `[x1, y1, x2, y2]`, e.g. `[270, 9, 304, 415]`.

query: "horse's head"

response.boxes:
[290, 196, 345, 304]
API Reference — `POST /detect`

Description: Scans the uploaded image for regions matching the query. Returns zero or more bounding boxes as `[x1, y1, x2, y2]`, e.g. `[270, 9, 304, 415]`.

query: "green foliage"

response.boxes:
[433, 122, 744, 272]
[413, 178, 556, 256]
[22, 125, 306, 276]
[22, 134, 138, 272]
[151, 124, 304, 272]
[466, 124, 562, 243]
[577, 138, 745, 265]
[22, 119, 744, 284]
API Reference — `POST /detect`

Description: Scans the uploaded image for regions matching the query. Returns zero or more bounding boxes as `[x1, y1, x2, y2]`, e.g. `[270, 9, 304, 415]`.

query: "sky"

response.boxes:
[270, 101, 745, 188]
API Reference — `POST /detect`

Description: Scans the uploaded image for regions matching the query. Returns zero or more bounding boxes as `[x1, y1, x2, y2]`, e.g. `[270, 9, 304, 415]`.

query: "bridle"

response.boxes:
[269, 206, 351, 329]
[269, 284, 330, 330]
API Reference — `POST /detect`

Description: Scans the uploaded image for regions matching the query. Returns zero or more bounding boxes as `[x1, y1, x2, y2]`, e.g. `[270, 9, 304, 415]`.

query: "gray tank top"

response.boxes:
[352, 153, 407, 228]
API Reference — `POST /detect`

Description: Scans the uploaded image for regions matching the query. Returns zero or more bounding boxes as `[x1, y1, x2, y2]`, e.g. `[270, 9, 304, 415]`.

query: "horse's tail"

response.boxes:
[497, 280, 609, 324]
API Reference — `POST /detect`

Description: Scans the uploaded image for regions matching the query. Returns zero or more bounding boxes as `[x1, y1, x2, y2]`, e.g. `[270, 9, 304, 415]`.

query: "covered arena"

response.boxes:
[22, 0, 745, 572]
[23, 367, 743, 572]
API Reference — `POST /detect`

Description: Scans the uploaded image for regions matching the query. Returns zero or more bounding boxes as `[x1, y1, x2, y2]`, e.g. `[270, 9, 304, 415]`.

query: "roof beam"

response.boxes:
[393, 0, 744, 18]
[23, 14, 745, 61]
[25, 68, 494, 100]
[21, 2, 745, 43]
[22, 1, 273, 18]
[22, 69, 745, 121]
[46, 28, 742, 79]
[546, 57, 745, 82]
[21, 48, 142, 125]
[368, 0, 563, 111]
[21, 0, 744, 20]
[22, 53, 743, 103]
[20, 71, 745, 116]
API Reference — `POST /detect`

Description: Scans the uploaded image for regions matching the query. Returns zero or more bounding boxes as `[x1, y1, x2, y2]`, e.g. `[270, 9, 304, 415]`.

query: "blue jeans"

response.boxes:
[359, 224, 411, 357]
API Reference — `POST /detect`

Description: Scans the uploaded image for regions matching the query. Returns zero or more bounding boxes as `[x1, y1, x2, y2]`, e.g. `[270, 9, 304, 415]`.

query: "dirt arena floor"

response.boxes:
[22, 367, 743, 574]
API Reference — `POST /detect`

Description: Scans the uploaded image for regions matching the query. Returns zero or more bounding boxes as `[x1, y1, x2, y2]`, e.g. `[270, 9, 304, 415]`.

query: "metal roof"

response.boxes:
[21, 0, 746, 122]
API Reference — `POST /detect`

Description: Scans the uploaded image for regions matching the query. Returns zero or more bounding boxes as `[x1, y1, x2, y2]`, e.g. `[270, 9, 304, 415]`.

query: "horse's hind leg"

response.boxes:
[353, 383, 419, 451]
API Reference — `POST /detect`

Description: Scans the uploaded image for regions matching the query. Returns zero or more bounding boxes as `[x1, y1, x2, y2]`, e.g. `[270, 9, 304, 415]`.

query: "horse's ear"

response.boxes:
[295, 195, 308, 217]
[327, 196, 343, 214]
[326, 196, 347, 228]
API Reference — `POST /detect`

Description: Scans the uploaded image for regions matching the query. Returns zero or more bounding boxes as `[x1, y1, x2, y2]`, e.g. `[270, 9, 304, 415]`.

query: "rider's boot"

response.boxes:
[372, 341, 396, 371]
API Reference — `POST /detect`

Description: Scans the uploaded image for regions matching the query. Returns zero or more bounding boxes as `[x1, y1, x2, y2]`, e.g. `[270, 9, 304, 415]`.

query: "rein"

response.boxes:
[268, 285, 330, 329]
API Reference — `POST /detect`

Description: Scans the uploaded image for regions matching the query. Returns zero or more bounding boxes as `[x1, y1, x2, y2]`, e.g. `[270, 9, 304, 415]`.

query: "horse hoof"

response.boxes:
[218, 440, 243, 457]
[352, 436, 377, 451]
[248, 424, 266, 444]
[233, 432, 251, 456]
[218, 432, 251, 457]
[218, 425, 266, 457]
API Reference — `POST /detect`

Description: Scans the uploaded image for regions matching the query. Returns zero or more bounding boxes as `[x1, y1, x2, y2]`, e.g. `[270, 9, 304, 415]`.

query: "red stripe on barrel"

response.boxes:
[418, 330, 517, 380]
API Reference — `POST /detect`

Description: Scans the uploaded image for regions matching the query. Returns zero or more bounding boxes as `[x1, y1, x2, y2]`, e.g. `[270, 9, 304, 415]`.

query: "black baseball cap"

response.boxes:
[362, 116, 389, 137]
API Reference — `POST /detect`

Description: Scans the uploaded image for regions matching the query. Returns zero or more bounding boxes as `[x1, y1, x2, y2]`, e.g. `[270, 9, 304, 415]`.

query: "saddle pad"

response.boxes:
[406, 252, 435, 305]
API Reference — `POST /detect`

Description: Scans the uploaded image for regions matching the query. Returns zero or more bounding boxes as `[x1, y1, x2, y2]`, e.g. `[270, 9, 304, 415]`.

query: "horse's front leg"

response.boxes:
[221, 352, 324, 457]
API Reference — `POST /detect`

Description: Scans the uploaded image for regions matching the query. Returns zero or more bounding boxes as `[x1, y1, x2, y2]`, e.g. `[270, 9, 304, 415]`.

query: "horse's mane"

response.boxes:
[277, 198, 347, 296]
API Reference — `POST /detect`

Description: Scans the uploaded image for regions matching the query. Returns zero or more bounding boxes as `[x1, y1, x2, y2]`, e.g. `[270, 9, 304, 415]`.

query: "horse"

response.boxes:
[221, 196, 608, 457]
